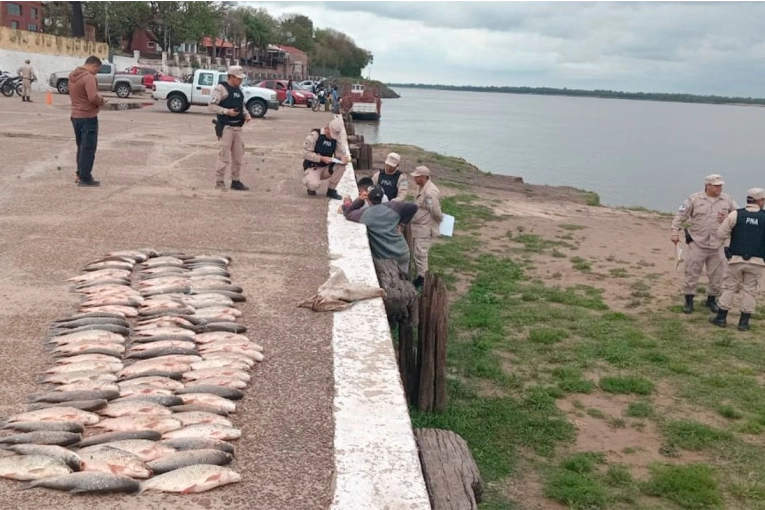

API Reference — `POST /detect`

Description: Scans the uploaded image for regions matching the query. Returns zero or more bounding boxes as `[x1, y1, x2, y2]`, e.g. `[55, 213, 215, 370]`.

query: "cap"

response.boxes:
[24, 59, 30, 64]
[385, 152, 401, 167]
[328, 117, 344, 139]
[705, 174, 724, 186]
[747, 188, 765, 200]
[368, 186, 385, 205]
[412, 166, 431, 177]
[227, 65, 246, 79]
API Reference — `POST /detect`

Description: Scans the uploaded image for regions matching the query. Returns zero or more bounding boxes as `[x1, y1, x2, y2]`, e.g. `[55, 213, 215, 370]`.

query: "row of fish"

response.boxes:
[0, 249, 261, 495]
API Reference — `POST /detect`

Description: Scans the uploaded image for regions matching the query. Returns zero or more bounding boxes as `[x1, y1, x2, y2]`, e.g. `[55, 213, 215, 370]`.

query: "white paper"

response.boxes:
[439, 214, 455, 237]
[676, 247, 684, 268]
[330, 158, 344, 165]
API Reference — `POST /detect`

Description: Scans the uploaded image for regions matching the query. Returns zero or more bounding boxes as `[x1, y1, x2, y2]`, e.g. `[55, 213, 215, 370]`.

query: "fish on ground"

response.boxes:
[4, 407, 100, 426]
[75, 430, 162, 448]
[138, 464, 240, 494]
[160, 437, 234, 454]
[28, 399, 108, 412]
[79, 446, 152, 479]
[0, 431, 81, 446]
[0, 454, 72, 480]
[162, 424, 241, 441]
[22, 471, 140, 493]
[78, 439, 176, 463]
[146, 449, 232, 475]
[94, 416, 183, 434]
[5, 444, 82, 471]
[1, 421, 85, 433]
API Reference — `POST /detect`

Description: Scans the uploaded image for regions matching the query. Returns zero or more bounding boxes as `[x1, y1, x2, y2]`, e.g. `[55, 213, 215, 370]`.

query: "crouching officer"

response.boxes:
[208, 65, 250, 191]
[302, 117, 349, 200]
[710, 188, 765, 331]
[671, 174, 737, 313]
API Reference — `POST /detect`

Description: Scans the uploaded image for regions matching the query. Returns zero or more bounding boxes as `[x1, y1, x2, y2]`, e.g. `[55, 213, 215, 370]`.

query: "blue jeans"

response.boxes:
[71, 117, 98, 182]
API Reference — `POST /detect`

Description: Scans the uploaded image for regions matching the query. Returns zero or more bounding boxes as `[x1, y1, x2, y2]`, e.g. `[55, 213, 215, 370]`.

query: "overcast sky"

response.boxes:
[249, 1, 765, 97]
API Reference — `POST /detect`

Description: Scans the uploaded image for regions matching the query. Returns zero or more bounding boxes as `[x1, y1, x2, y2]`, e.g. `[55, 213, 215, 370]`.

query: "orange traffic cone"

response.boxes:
[45, 90, 53, 105]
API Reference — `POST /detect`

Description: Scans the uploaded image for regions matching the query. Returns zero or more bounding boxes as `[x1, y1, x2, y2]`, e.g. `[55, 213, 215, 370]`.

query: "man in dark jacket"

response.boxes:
[69, 55, 106, 187]
[344, 186, 418, 274]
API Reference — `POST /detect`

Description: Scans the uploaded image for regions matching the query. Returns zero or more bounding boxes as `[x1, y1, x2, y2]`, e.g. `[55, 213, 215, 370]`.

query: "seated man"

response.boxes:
[338, 177, 388, 214]
[344, 186, 418, 274]
[302, 117, 349, 200]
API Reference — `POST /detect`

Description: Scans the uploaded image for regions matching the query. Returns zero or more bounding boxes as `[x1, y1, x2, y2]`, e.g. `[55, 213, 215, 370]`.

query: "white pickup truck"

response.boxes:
[151, 69, 279, 118]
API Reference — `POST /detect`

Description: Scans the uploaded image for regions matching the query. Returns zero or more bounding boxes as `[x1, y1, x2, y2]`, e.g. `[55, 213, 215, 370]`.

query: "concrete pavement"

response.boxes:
[0, 92, 337, 509]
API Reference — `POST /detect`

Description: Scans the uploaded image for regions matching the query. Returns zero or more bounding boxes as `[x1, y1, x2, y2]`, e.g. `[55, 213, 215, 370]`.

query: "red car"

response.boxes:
[254, 80, 315, 107]
[124, 66, 178, 89]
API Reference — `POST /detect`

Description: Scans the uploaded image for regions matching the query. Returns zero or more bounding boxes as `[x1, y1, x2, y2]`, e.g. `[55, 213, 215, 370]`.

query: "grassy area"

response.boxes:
[413, 191, 765, 509]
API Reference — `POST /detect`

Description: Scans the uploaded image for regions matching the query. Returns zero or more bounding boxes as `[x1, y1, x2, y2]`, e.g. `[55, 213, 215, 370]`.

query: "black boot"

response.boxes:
[230, 180, 249, 191]
[683, 294, 694, 314]
[738, 313, 751, 332]
[326, 188, 342, 200]
[307, 189, 317, 196]
[706, 295, 719, 313]
[709, 308, 728, 328]
[26, 96, 32, 103]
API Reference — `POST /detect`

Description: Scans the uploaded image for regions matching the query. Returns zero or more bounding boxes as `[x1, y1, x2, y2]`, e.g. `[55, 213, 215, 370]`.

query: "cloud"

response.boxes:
[247, 1, 765, 96]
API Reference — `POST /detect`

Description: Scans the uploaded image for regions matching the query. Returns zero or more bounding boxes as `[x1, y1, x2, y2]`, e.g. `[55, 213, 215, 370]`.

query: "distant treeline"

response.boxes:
[386, 83, 765, 106]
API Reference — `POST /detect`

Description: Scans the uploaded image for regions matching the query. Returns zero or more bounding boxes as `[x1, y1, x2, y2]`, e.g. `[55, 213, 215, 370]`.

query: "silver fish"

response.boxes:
[100, 401, 173, 418]
[126, 340, 196, 352]
[0, 454, 72, 480]
[117, 376, 185, 391]
[126, 347, 199, 360]
[75, 430, 161, 448]
[175, 385, 243, 400]
[162, 424, 240, 441]
[183, 368, 250, 382]
[6, 444, 82, 471]
[138, 464, 240, 494]
[1, 421, 84, 434]
[4, 407, 100, 425]
[23, 471, 140, 493]
[160, 437, 234, 454]
[95, 416, 183, 434]
[44, 360, 123, 374]
[146, 449, 232, 475]
[52, 382, 120, 394]
[28, 399, 108, 412]
[109, 395, 184, 407]
[79, 439, 176, 462]
[53, 354, 123, 365]
[194, 321, 247, 334]
[189, 359, 251, 372]
[176, 394, 236, 413]
[168, 404, 229, 417]
[171, 412, 232, 428]
[0, 431, 81, 446]
[79, 446, 152, 478]
[39, 370, 118, 385]
[29, 389, 120, 404]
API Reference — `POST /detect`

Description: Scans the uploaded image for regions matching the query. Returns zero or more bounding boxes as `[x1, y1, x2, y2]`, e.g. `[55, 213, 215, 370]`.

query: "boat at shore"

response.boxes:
[342, 83, 382, 121]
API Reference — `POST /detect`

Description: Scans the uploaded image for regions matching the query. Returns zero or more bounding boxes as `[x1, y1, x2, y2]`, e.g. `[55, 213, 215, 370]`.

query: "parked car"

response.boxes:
[255, 80, 315, 107]
[124, 66, 179, 89]
[151, 69, 278, 118]
[49, 62, 145, 98]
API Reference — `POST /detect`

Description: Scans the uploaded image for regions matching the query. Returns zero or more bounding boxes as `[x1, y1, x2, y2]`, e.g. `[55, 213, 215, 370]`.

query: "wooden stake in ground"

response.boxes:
[418, 272, 448, 412]
[415, 428, 484, 510]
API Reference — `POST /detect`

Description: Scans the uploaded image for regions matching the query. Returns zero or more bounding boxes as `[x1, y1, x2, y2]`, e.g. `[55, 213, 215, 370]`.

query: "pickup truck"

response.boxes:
[151, 69, 278, 118]
[49, 62, 146, 98]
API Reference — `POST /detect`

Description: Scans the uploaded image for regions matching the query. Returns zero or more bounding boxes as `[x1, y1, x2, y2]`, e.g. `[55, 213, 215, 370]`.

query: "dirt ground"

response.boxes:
[0, 91, 339, 509]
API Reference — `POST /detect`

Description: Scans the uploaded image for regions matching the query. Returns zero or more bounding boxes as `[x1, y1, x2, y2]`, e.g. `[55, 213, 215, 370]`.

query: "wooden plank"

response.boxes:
[415, 428, 484, 509]
[418, 276, 435, 412]
[433, 274, 448, 412]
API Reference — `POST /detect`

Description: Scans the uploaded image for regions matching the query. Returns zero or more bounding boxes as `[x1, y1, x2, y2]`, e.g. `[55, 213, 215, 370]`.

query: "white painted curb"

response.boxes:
[327, 141, 431, 509]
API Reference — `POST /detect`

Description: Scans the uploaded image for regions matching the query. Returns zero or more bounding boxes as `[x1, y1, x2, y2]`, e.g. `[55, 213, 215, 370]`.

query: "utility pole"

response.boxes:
[105, 2, 112, 63]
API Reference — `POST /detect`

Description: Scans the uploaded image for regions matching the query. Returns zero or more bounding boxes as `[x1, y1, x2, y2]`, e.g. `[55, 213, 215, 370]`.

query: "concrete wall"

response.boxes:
[0, 27, 138, 93]
[0, 26, 106, 58]
[327, 118, 431, 509]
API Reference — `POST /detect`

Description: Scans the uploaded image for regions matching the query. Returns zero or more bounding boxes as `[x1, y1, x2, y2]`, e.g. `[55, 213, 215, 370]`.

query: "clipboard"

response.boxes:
[440, 214, 455, 237]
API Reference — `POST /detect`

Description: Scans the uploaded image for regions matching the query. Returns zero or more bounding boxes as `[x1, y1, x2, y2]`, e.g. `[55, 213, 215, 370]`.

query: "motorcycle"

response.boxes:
[0, 72, 14, 97]
[312, 89, 326, 112]
[1, 76, 22, 97]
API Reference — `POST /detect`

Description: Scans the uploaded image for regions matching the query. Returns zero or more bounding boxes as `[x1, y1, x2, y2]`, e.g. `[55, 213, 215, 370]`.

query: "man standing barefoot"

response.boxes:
[69, 56, 105, 187]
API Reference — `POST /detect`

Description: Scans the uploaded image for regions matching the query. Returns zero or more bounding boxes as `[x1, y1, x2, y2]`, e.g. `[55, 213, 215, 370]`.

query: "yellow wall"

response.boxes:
[0, 27, 107, 59]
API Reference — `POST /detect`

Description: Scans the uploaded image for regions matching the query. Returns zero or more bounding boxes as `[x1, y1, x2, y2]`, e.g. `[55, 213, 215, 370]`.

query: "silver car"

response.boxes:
[49, 62, 145, 98]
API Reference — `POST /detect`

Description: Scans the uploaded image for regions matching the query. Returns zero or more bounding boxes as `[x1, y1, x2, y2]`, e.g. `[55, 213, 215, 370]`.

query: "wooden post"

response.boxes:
[418, 276, 435, 412]
[415, 428, 484, 509]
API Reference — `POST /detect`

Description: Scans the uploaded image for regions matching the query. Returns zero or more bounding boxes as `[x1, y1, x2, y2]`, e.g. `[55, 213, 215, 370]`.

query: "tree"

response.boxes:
[311, 28, 372, 78]
[148, 1, 221, 54]
[277, 14, 314, 52]
[70, 1, 85, 37]
[242, 7, 277, 53]
[43, 2, 73, 37]
[83, 1, 152, 51]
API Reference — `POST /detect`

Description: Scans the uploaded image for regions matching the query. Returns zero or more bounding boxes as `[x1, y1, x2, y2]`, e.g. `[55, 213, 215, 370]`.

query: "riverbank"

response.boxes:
[363, 143, 765, 509]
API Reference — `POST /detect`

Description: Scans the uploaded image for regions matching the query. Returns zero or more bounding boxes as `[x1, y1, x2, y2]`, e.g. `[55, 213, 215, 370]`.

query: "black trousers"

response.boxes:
[71, 117, 98, 182]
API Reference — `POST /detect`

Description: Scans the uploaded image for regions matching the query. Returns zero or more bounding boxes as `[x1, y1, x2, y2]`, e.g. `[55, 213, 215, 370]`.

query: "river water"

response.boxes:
[352, 87, 765, 212]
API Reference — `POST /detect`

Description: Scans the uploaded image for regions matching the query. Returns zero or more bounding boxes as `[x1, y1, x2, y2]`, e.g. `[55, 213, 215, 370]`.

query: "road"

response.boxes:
[0, 92, 336, 509]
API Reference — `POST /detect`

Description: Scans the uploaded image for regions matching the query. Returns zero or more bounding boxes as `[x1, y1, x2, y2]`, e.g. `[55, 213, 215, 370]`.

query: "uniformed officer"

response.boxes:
[372, 152, 408, 202]
[410, 166, 443, 289]
[671, 174, 738, 314]
[710, 188, 765, 331]
[302, 117, 349, 200]
[208, 65, 251, 191]
[17, 59, 36, 103]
